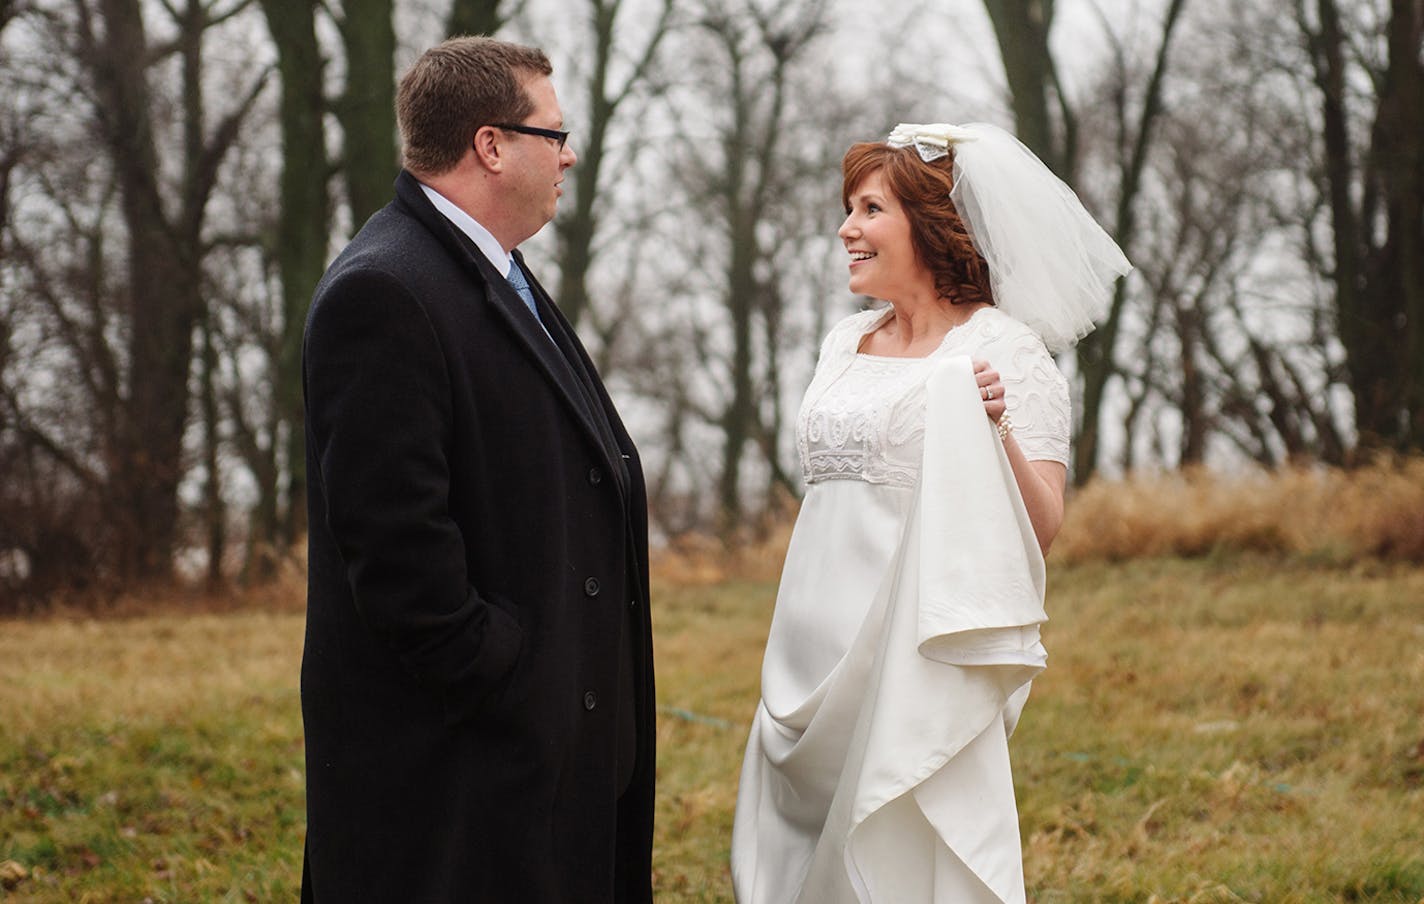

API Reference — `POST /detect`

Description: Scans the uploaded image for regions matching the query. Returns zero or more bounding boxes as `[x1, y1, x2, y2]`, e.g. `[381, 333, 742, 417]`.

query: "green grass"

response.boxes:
[2, 560, 1423, 901]
[0, 613, 306, 902]
[1014, 559, 1424, 903]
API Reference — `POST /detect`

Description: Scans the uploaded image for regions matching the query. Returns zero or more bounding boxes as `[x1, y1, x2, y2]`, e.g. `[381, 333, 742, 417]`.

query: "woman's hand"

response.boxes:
[972, 359, 1006, 423]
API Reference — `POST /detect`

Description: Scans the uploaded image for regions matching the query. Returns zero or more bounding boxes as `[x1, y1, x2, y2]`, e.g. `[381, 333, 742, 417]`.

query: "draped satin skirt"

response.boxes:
[731, 357, 1048, 904]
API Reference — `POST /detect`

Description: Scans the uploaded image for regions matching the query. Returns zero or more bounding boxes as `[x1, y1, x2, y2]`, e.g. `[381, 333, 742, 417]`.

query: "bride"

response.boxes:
[730, 122, 1130, 903]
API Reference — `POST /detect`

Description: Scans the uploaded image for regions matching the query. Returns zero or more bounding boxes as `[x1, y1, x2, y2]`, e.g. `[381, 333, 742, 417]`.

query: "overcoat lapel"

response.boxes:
[516, 250, 631, 495]
[391, 172, 627, 499]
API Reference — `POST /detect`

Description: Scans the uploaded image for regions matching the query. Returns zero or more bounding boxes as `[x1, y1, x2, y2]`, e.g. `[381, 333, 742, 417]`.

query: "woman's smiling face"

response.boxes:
[837, 169, 932, 302]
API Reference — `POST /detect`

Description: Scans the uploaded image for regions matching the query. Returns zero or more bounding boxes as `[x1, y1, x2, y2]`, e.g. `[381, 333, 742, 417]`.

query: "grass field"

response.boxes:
[2, 557, 1423, 902]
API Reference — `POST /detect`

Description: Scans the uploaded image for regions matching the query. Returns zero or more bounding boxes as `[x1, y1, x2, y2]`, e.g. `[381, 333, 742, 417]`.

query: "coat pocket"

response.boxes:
[439, 590, 525, 727]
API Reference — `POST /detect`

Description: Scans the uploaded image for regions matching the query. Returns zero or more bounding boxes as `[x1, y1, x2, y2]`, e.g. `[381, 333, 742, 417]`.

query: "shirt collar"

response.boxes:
[418, 182, 512, 278]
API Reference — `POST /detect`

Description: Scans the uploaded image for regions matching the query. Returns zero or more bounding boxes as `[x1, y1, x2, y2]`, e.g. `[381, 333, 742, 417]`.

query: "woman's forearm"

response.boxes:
[1001, 435, 1067, 555]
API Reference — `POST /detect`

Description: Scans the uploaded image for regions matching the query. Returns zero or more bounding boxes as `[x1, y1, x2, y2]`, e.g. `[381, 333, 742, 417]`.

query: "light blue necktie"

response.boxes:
[506, 258, 544, 326]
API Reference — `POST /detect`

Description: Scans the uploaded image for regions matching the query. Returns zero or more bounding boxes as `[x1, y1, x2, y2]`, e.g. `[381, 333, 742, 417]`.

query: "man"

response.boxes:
[300, 37, 654, 903]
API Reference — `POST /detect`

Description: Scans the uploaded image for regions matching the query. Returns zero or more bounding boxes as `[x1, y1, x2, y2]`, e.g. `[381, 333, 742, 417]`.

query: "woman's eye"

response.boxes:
[867, 204, 881, 213]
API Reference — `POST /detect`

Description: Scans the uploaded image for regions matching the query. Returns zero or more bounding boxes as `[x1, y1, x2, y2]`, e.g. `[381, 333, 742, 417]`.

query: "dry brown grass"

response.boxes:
[656, 459, 1424, 580]
[651, 527, 796, 587]
[4, 555, 309, 621]
[1053, 458, 1424, 565]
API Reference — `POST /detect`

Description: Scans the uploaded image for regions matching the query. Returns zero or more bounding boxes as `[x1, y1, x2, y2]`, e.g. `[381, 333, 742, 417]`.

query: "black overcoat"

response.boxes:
[300, 171, 654, 903]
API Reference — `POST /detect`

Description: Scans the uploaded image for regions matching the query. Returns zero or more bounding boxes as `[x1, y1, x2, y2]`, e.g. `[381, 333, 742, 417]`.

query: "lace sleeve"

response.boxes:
[983, 324, 1071, 466]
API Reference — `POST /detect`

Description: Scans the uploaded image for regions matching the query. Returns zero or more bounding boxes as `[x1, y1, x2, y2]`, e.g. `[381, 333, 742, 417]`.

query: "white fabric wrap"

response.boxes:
[762, 355, 1046, 903]
[915, 355, 1047, 669]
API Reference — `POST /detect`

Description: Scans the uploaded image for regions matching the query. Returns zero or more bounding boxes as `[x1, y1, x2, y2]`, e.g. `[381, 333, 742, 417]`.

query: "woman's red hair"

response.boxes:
[841, 143, 994, 306]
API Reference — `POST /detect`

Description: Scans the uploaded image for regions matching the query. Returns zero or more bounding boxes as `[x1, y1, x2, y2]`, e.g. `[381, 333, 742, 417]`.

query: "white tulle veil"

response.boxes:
[886, 122, 1132, 352]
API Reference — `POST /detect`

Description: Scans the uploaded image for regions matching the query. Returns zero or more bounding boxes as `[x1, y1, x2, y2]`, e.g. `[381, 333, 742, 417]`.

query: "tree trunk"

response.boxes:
[1174, 302, 1207, 465]
[1309, 0, 1378, 440]
[687, 3, 823, 536]
[93, 0, 194, 581]
[719, 105, 756, 532]
[447, 0, 503, 37]
[555, 0, 616, 328]
[85, 0, 267, 583]
[704, 8, 804, 536]
[1070, 0, 1187, 484]
[199, 312, 225, 590]
[1379, 0, 1424, 448]
[1307, 0, 1424, 452]
[260, 0, 329, 550]
[553, 0, 671, 328]
[980, 0, 1062, 174]
[337, 0, 396, 229]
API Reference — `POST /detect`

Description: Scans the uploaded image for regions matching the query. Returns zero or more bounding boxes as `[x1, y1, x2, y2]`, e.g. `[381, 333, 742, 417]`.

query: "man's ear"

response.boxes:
[471, 126, 504, 173]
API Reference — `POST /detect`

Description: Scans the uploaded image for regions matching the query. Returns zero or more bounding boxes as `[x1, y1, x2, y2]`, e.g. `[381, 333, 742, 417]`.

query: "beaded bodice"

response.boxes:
[802, 355, 935, 488]
[797, 307, 1071, 489]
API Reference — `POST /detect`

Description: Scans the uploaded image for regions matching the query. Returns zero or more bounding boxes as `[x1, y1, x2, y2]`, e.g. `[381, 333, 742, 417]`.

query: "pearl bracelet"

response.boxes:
[996, 413, 1014, 442]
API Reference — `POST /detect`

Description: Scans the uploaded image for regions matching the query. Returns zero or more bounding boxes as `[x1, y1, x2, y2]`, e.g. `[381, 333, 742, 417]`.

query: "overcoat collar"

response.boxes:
[391, 170, 628, 499]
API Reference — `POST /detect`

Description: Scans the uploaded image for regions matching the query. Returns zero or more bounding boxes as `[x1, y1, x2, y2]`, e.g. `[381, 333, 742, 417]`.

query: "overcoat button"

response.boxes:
[629, 598, 637, 609]
[583, 691, 597, 711]
[584, 577, 600, 597]
[588, 467, 603, 485]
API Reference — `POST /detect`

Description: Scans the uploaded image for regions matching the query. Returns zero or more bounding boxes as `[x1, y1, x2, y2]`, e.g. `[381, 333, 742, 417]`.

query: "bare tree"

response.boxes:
[1297, 0, 1424, 451]
[1098, 0, 1356, 472]
[979, 0, 1190, 484]
[552, 0, 674, 329]
[82, 0, 267, 581]
[0, 1, 269, 591]
[664, 0, 834, 534]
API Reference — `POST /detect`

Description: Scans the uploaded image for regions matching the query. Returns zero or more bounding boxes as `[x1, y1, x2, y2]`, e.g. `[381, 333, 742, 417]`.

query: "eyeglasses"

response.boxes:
[491, 123, 570, 151]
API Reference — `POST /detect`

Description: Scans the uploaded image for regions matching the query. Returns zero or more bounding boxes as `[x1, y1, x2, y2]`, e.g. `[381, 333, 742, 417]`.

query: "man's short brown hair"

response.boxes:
[397, 37, 553, 177]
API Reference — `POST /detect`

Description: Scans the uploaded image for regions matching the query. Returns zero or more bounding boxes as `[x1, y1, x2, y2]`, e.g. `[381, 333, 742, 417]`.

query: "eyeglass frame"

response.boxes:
[486, 122, 570, 151]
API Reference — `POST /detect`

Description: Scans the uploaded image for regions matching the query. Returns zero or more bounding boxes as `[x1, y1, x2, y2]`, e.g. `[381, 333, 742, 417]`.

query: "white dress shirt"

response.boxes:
[418, 183, 512, 277]
[418, 181, 553, 338]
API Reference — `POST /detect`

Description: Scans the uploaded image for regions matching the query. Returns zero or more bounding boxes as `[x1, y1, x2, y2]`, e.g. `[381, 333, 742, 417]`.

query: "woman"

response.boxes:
[730, 123, 1130, 904]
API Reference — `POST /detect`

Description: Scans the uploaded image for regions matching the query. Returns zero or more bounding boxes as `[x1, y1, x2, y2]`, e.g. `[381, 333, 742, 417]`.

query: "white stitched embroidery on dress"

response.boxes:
[803, 355, 936, 488]
[995, 336, 1071, 465]
[796, 306, 1071, 485]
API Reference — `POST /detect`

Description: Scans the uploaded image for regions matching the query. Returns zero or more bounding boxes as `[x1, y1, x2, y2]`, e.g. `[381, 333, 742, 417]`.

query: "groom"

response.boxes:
[300, 37, 654, 903]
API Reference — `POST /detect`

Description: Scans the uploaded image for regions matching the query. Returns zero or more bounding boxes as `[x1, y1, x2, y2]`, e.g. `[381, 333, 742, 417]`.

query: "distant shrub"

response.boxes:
[1053, 457, 1424, 564]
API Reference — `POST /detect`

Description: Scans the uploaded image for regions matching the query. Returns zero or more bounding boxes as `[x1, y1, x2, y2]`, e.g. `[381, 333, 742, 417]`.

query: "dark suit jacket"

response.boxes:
[300, 171, 654, 903]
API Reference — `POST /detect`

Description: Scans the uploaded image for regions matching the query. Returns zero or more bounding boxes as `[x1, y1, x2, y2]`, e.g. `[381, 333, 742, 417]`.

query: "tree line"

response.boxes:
[0, 0, 1419, 606]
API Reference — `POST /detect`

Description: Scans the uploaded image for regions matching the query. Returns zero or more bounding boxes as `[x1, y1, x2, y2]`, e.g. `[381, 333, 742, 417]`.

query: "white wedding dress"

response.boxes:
[731, 305, 1071, 904]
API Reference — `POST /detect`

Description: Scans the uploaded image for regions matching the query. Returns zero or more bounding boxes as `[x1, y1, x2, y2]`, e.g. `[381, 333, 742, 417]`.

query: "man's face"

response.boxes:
[504, 74, 576, 240]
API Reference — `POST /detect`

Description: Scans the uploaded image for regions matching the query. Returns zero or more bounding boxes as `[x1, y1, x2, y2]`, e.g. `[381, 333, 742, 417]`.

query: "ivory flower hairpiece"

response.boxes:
[885, 123, 979, 162]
